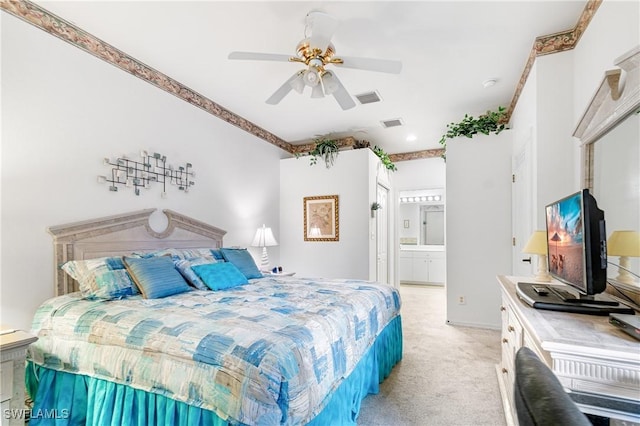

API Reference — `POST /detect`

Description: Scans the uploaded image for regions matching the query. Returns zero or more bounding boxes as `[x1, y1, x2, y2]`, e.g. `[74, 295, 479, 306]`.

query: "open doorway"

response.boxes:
[398, 189, 446, 285]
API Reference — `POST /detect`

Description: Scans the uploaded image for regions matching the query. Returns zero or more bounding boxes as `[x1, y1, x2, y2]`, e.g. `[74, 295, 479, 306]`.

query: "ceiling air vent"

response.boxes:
[355, 91, 382, 105]
[381, 118, 404, 128]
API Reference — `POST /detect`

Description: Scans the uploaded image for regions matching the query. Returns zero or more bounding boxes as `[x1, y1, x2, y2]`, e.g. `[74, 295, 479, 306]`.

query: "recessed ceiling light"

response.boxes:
[406, 134, 417, 142]
[482, 78, 498, 88]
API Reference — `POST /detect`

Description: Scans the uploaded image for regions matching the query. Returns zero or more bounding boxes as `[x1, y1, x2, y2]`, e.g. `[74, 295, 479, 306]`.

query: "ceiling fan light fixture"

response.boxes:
[321, 71, 339, 95]
[311, 83, 324, 98]
[303, 68, 320, 86]
[229, 11, 401, 110]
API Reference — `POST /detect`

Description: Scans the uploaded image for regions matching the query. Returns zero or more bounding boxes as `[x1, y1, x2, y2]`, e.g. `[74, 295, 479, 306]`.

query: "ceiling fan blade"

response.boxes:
[307, 11, 339, 52]
[228, 51, 292, 62]
[327, 73, 356, 110]
[337, 56, 402, 74]
[266, 71, 304, 105]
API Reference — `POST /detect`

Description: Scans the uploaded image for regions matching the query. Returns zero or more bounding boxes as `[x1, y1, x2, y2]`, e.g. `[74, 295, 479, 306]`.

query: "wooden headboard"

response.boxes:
[48, 209, 226, 296]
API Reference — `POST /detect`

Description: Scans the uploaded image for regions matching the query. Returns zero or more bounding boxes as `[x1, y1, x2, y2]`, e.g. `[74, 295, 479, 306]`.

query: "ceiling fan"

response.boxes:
[228, 11, 402, 110]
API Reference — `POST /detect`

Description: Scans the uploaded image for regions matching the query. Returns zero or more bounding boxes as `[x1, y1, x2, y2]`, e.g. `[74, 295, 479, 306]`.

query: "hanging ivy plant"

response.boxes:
[372, 145, 397, 172]
[439, 106, 507, 159]
[306, 137, 339, 168]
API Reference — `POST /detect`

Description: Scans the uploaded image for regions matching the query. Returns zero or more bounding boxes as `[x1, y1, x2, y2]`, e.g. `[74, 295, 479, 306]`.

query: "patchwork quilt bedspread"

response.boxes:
[28, 276, 401, 425]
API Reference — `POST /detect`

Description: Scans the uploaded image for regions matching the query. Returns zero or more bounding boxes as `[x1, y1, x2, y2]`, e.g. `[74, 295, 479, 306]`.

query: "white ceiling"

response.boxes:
[37, 0, 587, 155]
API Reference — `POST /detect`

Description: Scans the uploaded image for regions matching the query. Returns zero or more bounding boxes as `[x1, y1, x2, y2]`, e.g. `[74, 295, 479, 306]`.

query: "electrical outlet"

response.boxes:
[458, 296, 466, 305]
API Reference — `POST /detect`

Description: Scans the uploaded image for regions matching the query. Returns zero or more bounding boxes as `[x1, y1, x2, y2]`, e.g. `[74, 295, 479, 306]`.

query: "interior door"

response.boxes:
[512, 131, 534, 276]
[376, 184, 389, 284]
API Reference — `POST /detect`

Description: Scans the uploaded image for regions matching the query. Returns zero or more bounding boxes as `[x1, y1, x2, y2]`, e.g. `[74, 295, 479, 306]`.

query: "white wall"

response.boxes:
[445, 132, 513, 329]
[1, 14, 285, 330]
[393, 157, 446, 191]
[535, 53, 578, 215]
[279, 149, 381, 280]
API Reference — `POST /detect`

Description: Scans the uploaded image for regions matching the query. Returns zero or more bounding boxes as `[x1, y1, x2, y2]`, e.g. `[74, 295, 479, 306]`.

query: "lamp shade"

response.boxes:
[251, 224, 278, 248]
[608, 230, 640, 257]
[522, 231, 548, 255]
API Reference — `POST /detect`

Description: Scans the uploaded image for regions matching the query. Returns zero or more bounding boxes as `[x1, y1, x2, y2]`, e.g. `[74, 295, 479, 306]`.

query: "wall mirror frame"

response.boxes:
[573, 45, 640, 297]
[574, 46, 639, 188]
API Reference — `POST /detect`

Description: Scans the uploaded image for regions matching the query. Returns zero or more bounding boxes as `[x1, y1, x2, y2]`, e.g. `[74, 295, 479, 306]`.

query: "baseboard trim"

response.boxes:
[445, 319, 501, 330]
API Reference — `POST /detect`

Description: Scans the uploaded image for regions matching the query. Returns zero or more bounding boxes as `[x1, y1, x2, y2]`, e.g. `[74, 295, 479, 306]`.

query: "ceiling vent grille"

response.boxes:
[355, 91, 382, 104]
[381, 118, 404, 128]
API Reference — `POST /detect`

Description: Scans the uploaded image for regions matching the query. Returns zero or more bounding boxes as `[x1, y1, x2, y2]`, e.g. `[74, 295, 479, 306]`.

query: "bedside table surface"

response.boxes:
[262, 271, 296, 277]
[0, 329, 37, 352]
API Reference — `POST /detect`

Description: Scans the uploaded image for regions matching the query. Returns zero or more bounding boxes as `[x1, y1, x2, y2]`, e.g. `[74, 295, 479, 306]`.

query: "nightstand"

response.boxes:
[262, 271, 296, 277]
[1, 329, 38, 425]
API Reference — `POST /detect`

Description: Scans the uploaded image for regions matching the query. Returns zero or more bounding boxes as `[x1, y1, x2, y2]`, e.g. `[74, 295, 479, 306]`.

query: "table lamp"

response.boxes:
[522, 230, 551, 282]
[251, 224, 278, 269]
[607, 230, 640, 285]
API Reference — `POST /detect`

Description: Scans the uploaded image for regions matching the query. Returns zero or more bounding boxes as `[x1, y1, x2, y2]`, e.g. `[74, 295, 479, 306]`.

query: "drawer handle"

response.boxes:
[502, 338, 508, 344]
[508, 325, 515, 332]
[500, 306, 506, 312]
[502, 368, 508, 374]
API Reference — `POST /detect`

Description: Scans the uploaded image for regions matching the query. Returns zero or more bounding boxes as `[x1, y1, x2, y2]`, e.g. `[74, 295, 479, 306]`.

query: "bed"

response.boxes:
[26, 209, 403, 425]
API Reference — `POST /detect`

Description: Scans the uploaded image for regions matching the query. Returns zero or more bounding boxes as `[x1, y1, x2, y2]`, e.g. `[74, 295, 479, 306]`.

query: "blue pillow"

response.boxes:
[191, 262, 248, 290]
[124, 256, 191, 299]
[175, 257, 217, 290]
[210, 249, 225, 261]
[220, 248, 263, 279]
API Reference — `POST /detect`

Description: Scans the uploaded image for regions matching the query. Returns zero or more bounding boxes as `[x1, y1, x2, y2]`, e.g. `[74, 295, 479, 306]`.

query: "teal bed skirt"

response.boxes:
[26, 316, 402, 425]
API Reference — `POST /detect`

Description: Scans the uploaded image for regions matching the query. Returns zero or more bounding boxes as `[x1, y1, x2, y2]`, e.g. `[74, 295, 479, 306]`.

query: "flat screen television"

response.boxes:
[545, 189, 607, 297]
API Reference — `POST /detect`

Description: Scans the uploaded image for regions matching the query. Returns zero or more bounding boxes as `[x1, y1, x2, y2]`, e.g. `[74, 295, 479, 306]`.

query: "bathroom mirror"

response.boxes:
[398, 189, 445, 247]
[574, 46, 639, 289]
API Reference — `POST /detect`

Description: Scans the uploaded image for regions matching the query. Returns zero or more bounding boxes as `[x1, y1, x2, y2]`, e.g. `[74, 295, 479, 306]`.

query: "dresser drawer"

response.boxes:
[0, 360, 13, 402]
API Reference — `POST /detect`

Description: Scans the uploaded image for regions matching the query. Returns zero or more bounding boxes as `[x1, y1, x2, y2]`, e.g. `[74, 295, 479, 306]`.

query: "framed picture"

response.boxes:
[304, 195, 339, 241]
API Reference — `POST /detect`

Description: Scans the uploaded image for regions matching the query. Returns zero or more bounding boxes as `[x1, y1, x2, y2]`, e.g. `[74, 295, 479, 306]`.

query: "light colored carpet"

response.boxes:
[357, 284, 507, 426]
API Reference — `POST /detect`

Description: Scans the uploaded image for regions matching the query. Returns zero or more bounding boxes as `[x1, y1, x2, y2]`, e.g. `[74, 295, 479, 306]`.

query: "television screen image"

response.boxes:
[545, 189, 606, 296]
[546, 192, 585, 286]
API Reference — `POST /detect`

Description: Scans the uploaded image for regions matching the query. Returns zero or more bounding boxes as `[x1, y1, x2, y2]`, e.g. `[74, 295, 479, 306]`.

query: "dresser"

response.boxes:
[1, 329, 38, 425]
[496, 275, 640, 425]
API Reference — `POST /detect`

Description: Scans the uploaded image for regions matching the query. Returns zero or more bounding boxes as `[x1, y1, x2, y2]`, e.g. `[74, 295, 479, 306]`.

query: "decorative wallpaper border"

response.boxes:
[0, 0, 293, 152]
[389, 149, 445, 162]
[1, 0, 600, 162]
[504, 0, 602, 124]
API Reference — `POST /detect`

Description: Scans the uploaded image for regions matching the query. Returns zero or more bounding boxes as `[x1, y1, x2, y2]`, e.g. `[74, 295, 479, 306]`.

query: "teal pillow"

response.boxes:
[191, 262, 248, 290]
[220, 248, 263, 279]
[124, 256, 191, 299]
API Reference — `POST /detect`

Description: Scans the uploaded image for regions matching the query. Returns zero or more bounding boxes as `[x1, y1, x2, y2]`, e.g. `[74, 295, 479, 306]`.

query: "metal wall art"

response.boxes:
[98, 151, 194, 197]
